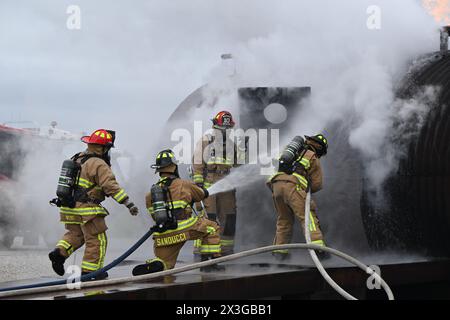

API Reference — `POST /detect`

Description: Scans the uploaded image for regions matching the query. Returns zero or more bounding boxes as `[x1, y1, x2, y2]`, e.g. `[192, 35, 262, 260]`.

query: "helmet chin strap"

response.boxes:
[103, 146, 112, 166]
[306, 141, 325, 158]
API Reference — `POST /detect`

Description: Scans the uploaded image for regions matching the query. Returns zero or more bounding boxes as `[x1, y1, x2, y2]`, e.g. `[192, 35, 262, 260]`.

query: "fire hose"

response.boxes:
[0, 227, 155, 293]
[0, 203, 394, 300]
[0, 242, 394, 299]
[304, 190, 394, 300]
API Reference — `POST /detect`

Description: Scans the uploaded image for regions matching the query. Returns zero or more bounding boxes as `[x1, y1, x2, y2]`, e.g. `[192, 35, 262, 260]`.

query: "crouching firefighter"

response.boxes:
[267, 134, 329, 260]
[49, 129, 139, 281]
[132, 149, 223, 276]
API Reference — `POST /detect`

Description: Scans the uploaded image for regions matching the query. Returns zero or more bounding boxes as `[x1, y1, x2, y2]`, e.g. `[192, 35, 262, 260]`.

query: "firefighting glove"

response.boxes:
[202, 187, 209, 199]
[124, 199, 139, 216]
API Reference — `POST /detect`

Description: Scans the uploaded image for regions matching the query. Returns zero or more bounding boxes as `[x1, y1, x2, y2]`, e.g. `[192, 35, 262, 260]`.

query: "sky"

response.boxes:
[0, 1, 441, 134]
[0, 0, 443, 178]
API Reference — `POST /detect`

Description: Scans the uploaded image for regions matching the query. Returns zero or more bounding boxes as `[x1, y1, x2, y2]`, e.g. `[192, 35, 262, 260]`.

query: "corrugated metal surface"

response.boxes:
[361, 53, 450, 256]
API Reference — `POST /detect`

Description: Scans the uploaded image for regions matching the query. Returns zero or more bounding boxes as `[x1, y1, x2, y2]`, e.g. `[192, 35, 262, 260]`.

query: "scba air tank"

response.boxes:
[56, 159, 80, 207]
[278, 136, 305, 173]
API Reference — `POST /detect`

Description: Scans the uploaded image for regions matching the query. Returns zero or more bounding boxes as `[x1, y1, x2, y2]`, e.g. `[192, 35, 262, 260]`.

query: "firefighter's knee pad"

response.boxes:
[223, 214, 237, 237]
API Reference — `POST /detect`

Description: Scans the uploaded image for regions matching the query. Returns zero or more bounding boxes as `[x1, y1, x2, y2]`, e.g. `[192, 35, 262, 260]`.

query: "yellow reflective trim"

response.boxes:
[193, 175, 204, 183]
[82, 265, 98, 271]
[292, 173, 308, 189]
[297, 157, 311, 170]
[220, 239, 234, 246]
[57, 240, 71, 250]
[200, 244, 221, 253]
[82, 261, 100, 271]
[194, 239, 202, 248]
[60, 206, 107, 216]
[155, 233, 187, 246]
[61, 221, 83, 225]
[206, 156, 233, 165]
[113, 189, 128, 203]
[145, 257, 167, 270]
[206, 226, 217, 235]
[147, 200, 190, 218]
[153, 216, 199, 236]
[311, 240, 325, 247]
[98, 233, 107, 269]
[204, 182, 213, 189]
[309, 212, 317, 232]
[170, 200, 188, 208]
[77, 178, 95, 188]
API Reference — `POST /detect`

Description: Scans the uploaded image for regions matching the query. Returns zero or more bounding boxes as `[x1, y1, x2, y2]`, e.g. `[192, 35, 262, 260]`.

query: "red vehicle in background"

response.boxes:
[0, 124, 28, 247]
[0, 122, 135, 249]
[0, 122, 80, 248]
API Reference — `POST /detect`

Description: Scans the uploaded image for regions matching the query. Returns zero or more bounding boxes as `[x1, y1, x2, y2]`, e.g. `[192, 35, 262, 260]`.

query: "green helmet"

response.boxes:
[151, 149, 178, 170]
[305, 134, 328, 157]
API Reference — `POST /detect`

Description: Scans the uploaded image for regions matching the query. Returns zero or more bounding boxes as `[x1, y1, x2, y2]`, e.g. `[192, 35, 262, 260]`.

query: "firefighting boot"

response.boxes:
[272, 250, 290, 262]
[48, 248, 66, 276]
[200, 255, 225, 272]
[316, 250, 331, 261]
[81, 271, 109, 282]
[132, 260, 165, 276]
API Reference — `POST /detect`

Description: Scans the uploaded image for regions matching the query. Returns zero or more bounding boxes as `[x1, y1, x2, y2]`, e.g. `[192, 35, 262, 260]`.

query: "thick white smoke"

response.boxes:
[194, 0, 440, 188]
[0, 0, 443, 255]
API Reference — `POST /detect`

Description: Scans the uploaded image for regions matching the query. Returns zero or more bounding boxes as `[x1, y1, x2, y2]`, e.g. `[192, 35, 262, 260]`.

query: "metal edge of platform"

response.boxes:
[42, 259, 450, 300]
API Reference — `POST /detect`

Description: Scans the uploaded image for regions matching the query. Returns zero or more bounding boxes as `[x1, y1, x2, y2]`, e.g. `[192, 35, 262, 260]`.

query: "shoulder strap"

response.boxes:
[70, 152, 83, 162]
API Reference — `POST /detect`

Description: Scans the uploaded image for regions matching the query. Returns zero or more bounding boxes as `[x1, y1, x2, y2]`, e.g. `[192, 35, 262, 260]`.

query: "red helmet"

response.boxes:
[212, 111, 235, 129]
[81, 129, 115, 147]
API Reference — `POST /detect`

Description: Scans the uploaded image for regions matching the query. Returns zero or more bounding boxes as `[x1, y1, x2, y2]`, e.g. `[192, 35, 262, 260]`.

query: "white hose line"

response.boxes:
[0, 242, 394, 299]
[304, 190, 394, 300]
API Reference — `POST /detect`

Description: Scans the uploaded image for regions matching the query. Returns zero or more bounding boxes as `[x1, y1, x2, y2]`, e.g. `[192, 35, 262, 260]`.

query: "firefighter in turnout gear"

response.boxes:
[192, 111, 244, 258]
[132, 149, 223, 275]
[267, 134, 329, 260]
[48, 129, 139, 280]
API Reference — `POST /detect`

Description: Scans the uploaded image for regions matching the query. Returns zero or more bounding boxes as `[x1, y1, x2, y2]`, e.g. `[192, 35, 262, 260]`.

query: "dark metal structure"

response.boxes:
[3, 259, 450, 300]
[361, 30, 450, 256]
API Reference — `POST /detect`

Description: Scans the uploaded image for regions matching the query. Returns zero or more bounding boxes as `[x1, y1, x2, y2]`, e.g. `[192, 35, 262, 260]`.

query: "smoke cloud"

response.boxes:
[0, 0, 443, 258]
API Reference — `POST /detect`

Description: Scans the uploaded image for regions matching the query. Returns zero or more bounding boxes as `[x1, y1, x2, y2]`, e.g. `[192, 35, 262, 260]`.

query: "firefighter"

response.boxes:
[267, 134, 329, 260]
[132, 149, 222, 275]
[48, 129, 139, 280]
[191, 111, 244, 258]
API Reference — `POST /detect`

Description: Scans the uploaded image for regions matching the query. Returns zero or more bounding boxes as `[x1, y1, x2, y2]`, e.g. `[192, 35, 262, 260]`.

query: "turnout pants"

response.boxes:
[56, 215, 108, 273]
[271, 181, 324, 254]
[194, 189, 237, 256]
[151, 217, 221, 270]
